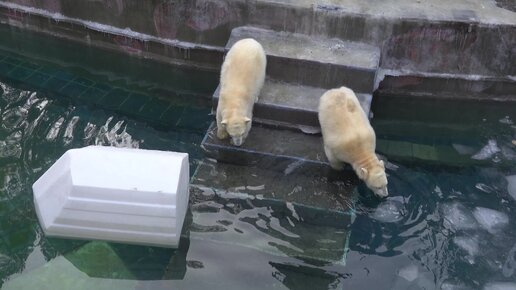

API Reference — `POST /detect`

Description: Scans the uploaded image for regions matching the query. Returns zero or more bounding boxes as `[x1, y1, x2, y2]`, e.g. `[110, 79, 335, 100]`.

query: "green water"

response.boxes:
[1, 29, 516, 289]
[0, 59, 351, 289]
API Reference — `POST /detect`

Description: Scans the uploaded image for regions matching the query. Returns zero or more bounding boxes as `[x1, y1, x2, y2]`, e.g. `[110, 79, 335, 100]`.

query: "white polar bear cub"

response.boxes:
[216, 38, 266, 146]
[318, 87, 388, 197]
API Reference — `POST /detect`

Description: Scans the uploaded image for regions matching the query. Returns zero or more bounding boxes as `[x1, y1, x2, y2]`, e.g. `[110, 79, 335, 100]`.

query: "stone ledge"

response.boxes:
[213, 79, 372, 129]
[227, 26, 380, 92]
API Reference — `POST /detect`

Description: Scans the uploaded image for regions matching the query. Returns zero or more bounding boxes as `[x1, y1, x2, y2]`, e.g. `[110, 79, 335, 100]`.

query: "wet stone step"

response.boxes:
[203, 122, 326, 168]
[213, 79, 372, 129]
[226, 26, 380, 93]
[202, 122, 358, 174]
[191, 158, 358, 213]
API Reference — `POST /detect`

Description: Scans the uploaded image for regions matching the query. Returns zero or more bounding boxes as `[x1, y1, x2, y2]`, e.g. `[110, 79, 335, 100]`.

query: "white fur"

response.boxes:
[216, 38, 266, 146]
[318, 87, 388, 197]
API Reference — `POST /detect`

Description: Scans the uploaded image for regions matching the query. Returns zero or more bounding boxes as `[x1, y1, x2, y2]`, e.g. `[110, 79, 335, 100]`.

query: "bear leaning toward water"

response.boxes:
[216, 38, 266, 146]
[318, 87, 388, 197]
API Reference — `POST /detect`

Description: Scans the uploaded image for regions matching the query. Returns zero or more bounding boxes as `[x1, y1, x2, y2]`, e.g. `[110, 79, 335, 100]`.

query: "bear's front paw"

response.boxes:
[216, 128, 229, 139]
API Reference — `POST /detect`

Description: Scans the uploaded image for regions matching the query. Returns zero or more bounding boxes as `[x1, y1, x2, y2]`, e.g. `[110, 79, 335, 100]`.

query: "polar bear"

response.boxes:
[318, 87, 388, 197]
[216, 38, 266, 146]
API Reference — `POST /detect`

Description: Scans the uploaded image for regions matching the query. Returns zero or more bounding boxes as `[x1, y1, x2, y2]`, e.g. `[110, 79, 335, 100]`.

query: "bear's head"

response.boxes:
[221, 116, 251, 146]
[358, 160, 388, 197]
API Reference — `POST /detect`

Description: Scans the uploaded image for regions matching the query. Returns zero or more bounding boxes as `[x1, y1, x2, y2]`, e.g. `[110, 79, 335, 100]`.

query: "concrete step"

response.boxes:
[192, 158, 358, 213]
[226, 26, 380, 94]
[189, 157, 357, 265]
[202, 122, 326, 168]
[201, 122, 362, 176]
[189, 184, 354, 264]
[213, 79, 372, 129]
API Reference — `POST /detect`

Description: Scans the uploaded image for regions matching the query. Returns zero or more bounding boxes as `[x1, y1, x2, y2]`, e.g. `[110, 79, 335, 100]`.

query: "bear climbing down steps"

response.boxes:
[318, 87, 388, 197]
[216, 38, 266, 147]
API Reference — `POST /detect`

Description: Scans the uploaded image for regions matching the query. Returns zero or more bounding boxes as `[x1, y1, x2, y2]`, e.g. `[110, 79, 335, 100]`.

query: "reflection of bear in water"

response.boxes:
[153, 0, 239, 39]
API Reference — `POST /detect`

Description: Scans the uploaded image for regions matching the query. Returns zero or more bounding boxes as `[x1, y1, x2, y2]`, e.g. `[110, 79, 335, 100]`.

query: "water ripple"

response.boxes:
[189, 186, 349, 264]
[0, 81, 142, 169]
[0, 78, 209, 286]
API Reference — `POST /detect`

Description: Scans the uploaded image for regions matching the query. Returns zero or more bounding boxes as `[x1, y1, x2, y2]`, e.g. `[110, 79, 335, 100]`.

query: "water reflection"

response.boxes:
[349, 161, 516, 289]
[1, 75, 516, 289]
[0, 79, 205, 288]
[270, 262, 348, 290]
[94, 117, 139, 148]
[189, 186, 351, 264]
[0, 78, 355, 290]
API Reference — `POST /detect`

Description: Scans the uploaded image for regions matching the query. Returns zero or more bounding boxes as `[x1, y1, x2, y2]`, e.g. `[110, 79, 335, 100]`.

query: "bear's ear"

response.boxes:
[358, 168, 368, 179]
[221, 120, 228, 128]
[244, 117, 251, 124]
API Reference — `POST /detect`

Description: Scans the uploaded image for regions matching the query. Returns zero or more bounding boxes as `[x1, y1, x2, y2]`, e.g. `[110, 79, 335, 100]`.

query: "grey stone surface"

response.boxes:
[189, 163, 357, 262]
[377, 72, 516, 102]
[191, 159, 358, 213]
[213, 79, 372, 128]
[227, 26, 380, 70]
[0, 0, 516, 77]
[226, 26, 380, 92]
[1, 0, 515, 77]
[202, 122, 329, 167]
[165, 184, 355, 267]
[0, 2, 225, 71]
[308, 0, 516, 25]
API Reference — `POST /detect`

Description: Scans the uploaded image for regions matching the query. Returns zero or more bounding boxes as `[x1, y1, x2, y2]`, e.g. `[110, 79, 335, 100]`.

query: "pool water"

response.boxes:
[0, 45, 516, 289]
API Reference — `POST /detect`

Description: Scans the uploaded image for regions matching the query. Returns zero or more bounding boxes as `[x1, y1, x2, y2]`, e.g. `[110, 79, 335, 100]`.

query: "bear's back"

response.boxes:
[319, 87, 375, 151]
[220, 38, 266, 102]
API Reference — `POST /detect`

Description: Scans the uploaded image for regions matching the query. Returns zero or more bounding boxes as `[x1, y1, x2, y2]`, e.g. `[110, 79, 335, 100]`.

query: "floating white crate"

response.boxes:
[33, 146, 190, 248]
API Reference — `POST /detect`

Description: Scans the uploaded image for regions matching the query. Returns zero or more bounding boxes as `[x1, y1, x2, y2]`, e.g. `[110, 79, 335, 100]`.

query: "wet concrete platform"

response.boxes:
[203, 123, 328, 167]
[188, 185, 353, 265]
[188, 159, 356, 263]
[191, 158, 357, 212]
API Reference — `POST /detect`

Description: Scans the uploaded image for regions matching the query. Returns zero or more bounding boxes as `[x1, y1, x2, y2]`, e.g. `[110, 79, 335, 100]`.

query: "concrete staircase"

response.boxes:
[194, 26, 382, 244]
[226, 27, 380, 92]
[202, 26, 380, 170]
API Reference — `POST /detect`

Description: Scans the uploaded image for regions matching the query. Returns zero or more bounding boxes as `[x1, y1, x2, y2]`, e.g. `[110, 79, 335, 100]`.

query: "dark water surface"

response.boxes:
[0, 44, 515, 290]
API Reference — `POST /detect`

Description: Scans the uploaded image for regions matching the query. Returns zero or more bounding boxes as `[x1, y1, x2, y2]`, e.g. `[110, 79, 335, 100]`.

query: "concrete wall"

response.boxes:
[1, 0, 515, 78]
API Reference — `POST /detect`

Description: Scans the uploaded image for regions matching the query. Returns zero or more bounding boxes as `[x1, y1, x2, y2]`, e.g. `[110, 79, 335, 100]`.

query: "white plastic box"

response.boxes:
[32, 146, 190, 248]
